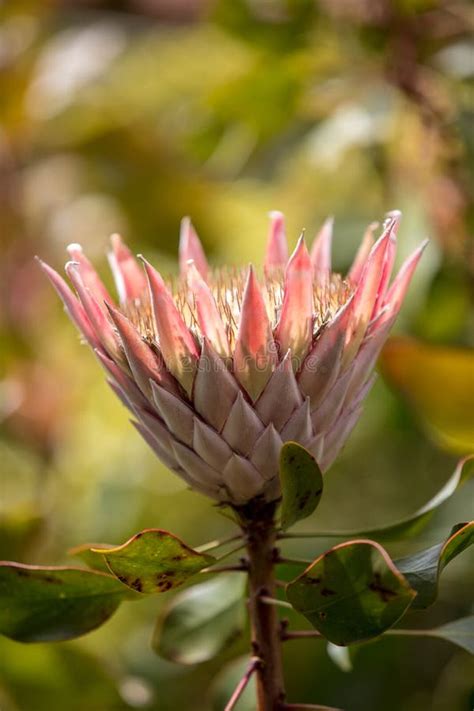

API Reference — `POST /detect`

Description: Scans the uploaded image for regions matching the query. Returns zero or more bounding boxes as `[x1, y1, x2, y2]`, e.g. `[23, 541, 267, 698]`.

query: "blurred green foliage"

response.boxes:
[0, 0, 473, 709]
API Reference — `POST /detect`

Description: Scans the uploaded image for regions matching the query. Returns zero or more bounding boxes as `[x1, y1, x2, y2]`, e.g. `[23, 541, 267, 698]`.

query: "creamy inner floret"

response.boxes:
[124, 268, 353, 351]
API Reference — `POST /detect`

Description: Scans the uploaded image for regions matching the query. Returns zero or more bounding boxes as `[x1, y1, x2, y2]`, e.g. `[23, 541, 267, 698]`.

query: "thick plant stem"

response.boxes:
[239, 502, 286, 711]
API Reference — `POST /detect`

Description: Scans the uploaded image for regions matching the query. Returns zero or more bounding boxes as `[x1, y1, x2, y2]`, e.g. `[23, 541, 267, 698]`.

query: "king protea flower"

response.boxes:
[38, 211, 426, 506]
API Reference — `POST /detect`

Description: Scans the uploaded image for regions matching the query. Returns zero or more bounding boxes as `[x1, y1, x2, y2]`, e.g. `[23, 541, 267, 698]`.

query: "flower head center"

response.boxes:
[124, 267, 352, 352]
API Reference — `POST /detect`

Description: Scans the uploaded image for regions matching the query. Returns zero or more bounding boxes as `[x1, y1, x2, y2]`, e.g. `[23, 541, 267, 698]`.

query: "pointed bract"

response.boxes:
[222, 455, 265, 504]
[108, 233, 147, 303]
[66, 243, 112, 306]
[250, 424, 283, 482]
[179, 217, 209, 280]
[255, 351, 303, 429]
[275, 235, 314, 364]
[106, 305, 178, 398]
[343, 321, 392, 405]
[298, 295, 353, 407]
[193, 339, 239, 432]
[348, 222, 378, 283]
[187, 263, 229, 358]
[143, 259, 199, 396]
[342, 224, 393, 367]
[37, 259, 100, 349]
[221, 391, 264, 456]
[280, 397, 313, 443]
[66, 262, 121, 360]
[172, 440, 222, 495]
[383, 240, 428, 318]
[151, 381, 195, 447]
[372, 212, 401, 316]
[311, 364, 354, 433]
[234, 266, 277, 400]
[193, 419, 233, 471]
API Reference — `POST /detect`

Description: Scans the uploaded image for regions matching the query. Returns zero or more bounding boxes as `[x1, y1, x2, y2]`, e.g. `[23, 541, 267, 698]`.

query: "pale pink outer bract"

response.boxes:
[39, 211, 426, 506]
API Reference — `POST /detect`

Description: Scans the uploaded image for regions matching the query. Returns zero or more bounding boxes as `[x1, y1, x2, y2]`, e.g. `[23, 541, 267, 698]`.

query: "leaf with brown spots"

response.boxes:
[280, 442, 323, 531]
[286, 540, 416, 645]
[395, 521, 474, 609]
[0, 562, 136, 642]
[90, 529, 216, 594]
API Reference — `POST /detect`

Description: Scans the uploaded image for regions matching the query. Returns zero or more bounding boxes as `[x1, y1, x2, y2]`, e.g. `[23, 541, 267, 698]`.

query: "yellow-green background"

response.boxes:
[1, 1, 473, 709]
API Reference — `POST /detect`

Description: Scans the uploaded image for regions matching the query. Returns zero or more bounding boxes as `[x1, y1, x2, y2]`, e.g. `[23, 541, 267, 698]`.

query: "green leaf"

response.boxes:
[280, 442, 323, 530]
[395, 521, 474, 609]
[0, 562, 135, 642]
[430, 616, 474, 654]
[286, 540, 416, 645]
[90, 529, 216, 594]
[153, 573, 246, 664]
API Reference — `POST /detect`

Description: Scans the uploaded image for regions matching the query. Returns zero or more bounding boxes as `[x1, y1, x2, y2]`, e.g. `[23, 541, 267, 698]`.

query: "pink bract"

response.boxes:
[39, 211, 426, 506]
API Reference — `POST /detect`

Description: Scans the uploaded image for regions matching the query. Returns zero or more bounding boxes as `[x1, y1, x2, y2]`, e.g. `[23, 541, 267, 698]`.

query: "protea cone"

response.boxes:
[39, 211, 426, 506]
